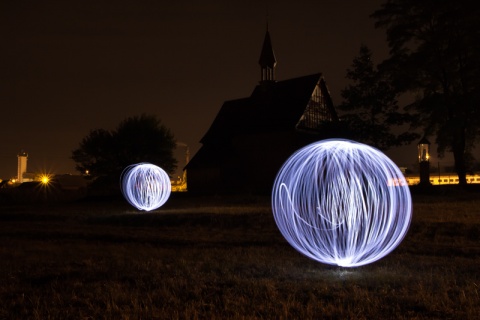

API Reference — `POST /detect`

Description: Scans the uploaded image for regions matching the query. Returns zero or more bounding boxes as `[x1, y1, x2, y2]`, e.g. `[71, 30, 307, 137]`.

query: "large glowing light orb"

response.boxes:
[120, 163, 171, 211]
[272, 139, 412, 267]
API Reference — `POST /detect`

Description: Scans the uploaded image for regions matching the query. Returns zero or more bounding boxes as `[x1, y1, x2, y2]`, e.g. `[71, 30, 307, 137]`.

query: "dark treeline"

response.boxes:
[340, 0, 480, 184]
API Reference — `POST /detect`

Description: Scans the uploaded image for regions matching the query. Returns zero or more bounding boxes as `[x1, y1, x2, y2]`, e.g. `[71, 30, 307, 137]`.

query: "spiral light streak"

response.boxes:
[272, 139, 412, 267]
[120, 163, 171, 211]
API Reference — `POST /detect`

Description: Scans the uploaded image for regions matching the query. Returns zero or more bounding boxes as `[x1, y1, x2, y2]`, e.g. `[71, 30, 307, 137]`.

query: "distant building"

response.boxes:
[405, 173, 480, 186]
[53, 174, 88, 190]
[186, 28, 341, 194]
[17, 151, 28, 183]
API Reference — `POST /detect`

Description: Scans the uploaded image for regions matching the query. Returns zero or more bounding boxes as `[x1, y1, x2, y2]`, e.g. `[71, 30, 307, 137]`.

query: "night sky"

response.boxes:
[2, 0, 430, 180]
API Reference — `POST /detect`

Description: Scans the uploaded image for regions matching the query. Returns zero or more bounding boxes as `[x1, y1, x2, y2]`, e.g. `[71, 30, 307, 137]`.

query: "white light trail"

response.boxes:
[272, 139, 412, 267]
[120, 163, 171, 211]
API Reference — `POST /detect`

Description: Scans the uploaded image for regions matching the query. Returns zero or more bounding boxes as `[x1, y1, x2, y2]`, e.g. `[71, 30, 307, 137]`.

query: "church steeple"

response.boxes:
[258, 24, 276, 84]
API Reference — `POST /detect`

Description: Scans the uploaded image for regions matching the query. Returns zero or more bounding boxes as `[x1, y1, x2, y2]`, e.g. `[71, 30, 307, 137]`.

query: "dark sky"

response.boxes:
[1, 0, 432, 180]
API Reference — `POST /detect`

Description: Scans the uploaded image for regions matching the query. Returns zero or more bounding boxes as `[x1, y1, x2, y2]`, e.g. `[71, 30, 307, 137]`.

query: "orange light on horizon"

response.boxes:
[40, 174, 50, 185]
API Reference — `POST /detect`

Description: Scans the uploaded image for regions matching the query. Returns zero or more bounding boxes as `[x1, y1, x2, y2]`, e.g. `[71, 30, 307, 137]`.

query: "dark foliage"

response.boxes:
[72, 114, 177, 191]
[339, 45, 418, 150]
[372, 0, 480, 183]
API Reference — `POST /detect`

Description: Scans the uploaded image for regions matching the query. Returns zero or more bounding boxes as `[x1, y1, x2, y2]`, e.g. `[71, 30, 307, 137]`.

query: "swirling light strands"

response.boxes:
[272, 139, 412, 267]
[120, 163, 171, 211]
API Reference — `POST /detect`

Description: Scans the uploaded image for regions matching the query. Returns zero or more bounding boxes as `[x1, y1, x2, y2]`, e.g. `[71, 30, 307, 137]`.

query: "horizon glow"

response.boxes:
[272, 139, 412, 267]
[120, 163, 171, 211]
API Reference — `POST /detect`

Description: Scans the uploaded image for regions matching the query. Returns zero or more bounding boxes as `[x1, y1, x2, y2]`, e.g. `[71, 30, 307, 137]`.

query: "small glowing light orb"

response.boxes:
[120, 163, 171, 211]
[272, 139, 412, 267]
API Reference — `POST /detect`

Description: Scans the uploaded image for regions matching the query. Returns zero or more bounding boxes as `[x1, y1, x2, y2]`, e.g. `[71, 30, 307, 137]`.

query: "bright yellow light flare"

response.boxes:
[40, 175, 50, 185]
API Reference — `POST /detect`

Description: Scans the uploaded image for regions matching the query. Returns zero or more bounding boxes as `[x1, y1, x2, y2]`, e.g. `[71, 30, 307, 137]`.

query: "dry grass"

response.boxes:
[0, 190, 479, 319]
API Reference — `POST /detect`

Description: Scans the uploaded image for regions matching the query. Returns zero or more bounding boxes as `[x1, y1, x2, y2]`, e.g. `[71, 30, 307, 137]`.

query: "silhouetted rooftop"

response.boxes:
[201, 73, 332, 145]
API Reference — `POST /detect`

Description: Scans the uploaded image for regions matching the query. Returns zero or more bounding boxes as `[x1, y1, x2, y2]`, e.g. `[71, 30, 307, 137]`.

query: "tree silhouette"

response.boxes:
[372, 0, 480, 184]
[339, 45, 418, 150]
[72, 114, 177, 190]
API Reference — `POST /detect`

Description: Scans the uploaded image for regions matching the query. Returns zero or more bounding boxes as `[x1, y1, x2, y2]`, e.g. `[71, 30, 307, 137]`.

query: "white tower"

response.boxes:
[17, 151, 28, 183]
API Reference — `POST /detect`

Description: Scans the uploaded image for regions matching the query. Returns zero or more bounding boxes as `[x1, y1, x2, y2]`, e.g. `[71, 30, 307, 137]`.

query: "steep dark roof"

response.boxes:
[418, 136, 431, 145]
[200, 73, 323, 145]
[184, 143, 224, 169]
[258, 30, 276, 68]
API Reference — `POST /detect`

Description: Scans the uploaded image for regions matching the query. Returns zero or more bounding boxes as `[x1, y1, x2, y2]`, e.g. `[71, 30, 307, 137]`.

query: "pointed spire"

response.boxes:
[259, 22, 276, 84]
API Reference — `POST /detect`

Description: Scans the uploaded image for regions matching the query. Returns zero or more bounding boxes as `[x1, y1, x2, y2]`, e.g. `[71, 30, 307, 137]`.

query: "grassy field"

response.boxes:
[0, 189, 479, 319]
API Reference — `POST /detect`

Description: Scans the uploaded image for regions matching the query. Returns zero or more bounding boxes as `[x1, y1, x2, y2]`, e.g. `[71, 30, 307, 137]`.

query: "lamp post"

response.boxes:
[418, 137, 431, 186]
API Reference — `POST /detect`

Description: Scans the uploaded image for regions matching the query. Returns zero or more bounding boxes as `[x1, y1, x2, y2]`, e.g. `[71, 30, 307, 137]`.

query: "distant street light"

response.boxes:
[418, 137, 431, 186]
[40, 174, 50, 185]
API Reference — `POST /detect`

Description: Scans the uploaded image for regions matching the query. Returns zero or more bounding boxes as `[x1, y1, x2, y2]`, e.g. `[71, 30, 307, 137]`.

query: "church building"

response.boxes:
[186, 28, 340, 194]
